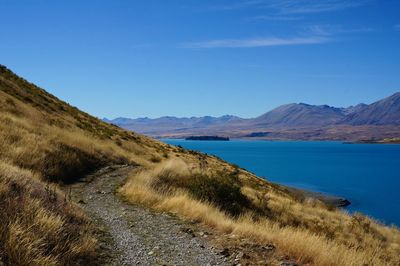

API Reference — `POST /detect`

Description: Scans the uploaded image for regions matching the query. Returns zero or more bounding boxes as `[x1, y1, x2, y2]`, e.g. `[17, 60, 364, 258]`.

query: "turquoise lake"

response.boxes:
[163, 139, 400, 226]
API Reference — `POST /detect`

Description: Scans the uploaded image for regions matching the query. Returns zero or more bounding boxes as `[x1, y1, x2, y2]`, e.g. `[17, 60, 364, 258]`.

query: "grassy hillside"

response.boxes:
[0, 65, 173, 265]
[1, 65, 400, 265]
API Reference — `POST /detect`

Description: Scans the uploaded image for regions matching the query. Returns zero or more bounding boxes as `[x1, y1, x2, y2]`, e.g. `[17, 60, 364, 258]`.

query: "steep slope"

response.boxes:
[0, 65, 175, 265]
[252, 103, 345, 127]
[342, 92, 400, 125]
[1, 65, 400, 265]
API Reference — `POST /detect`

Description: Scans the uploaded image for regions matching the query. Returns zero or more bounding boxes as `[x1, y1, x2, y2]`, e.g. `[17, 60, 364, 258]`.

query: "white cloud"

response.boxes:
[181, 36, 329, 49]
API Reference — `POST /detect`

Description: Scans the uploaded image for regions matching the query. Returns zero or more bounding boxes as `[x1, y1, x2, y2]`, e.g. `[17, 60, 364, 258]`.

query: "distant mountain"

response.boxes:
[105, 92, 400, 141]
[341, 92, 400, 125]
[341, 103, 368, 115]
[251, 103, 345, 127]
[105, 115, 244, 135]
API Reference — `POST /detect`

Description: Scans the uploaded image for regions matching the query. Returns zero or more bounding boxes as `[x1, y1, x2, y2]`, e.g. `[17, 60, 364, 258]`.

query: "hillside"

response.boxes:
[107, 93, 400, 141]
[0, 65, 177, 265]
[342, 92, 400, 125]
[1, 65, 400, 265]
[251, 103, 344, 127]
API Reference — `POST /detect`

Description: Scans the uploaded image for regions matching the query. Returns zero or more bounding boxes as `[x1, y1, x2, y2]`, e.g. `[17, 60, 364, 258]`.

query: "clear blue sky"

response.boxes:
[1, 0, 399, 118]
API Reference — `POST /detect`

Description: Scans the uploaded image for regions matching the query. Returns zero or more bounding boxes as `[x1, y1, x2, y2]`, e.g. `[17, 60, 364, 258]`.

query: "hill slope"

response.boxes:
[252, 103, 345, 127]
[0, 65, 175, 265]
[342, 92, 400, 125]
[1, 65, 400, 265]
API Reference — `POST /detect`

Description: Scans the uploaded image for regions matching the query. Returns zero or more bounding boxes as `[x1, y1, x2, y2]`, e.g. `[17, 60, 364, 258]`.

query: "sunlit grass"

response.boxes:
[121, 158, 400, 266]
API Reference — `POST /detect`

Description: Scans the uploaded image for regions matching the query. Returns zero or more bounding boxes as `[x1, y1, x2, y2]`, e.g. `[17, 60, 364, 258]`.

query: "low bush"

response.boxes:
[154, 170, 253, 217]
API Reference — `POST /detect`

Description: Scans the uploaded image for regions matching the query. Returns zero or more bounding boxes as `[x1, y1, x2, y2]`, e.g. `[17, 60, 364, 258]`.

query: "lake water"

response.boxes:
[163, 139, 400, 226]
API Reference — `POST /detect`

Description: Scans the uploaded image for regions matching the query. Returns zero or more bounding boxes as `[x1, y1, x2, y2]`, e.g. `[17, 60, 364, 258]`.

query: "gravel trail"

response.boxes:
[69, 165, 228, 266]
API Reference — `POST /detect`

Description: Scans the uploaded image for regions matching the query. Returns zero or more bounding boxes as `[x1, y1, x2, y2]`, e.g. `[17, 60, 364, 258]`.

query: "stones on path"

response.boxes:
[70, 165, 228, 266]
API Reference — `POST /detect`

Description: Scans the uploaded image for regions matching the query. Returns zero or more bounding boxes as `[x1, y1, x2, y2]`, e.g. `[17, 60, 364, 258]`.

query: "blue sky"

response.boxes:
[1, 0, 399, 118]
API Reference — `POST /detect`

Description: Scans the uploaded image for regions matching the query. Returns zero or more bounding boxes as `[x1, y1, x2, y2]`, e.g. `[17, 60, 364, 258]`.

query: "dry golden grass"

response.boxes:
[2, 64, 400, 265]
[120, 159, 400, 266]
[0, 65, 173, 265]
[0, 162, 97, 265]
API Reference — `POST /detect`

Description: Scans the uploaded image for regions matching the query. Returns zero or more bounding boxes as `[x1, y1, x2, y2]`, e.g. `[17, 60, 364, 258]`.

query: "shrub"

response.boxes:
[153, 168, 255, 217]
[41, 144, 104, 183]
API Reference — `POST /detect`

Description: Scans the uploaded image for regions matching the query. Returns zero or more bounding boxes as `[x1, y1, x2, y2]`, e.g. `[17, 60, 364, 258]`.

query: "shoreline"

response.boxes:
[160, 137, 400, 144]
[162, 138, 353, 208]
[287, 186, 351, 208]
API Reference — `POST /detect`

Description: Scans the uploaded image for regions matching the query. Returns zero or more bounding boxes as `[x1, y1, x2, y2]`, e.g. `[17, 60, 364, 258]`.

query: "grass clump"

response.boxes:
[0, 162, 97, 266]
[41, 143, 108, 183]
[154, 169, 253, 217]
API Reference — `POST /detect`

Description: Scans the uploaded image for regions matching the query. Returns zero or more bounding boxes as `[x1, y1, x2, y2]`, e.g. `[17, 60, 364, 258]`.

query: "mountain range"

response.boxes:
[105, 92, 400, 141]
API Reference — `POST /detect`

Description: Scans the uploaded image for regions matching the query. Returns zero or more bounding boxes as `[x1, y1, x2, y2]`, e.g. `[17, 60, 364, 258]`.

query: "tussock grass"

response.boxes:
[152, 165, 255, 217]
[121, 159, 400, 266]
[0, 65, 174, 264]
[0, 162, 97, 265]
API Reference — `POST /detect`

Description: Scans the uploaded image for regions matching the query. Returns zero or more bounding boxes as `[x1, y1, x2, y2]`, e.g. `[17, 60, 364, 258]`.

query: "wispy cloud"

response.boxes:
[305, 24, 373, 36]
[184, 1, 372, 50]
[181, 23, 372, 49]
[213, 0, 369, 14]
[275, 0, 368, 14]
[181, 36, 329, 49]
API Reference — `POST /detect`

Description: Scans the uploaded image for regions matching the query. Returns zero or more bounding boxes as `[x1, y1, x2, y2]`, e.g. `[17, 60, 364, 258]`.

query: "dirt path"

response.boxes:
[69, 165, 228, 266]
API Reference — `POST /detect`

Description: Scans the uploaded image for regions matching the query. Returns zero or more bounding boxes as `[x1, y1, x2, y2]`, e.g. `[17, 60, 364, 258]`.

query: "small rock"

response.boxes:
[78, 199, 86, 204]
[219, 248, 230, 257]
[148, 251, 154, 255]
[181, 227, 195, 237]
